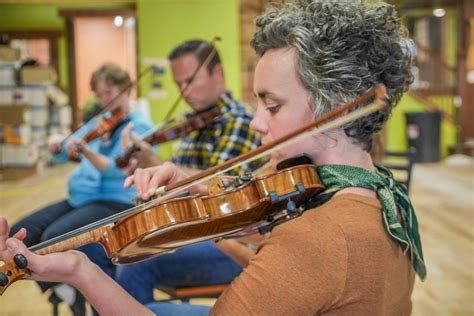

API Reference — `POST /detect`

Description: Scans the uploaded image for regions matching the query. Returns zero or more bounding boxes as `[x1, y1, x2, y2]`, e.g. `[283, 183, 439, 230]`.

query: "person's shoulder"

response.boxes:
[273, 193, 381, 244]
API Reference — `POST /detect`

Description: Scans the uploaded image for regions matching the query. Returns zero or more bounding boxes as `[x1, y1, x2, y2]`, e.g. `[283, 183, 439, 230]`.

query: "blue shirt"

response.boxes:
[53, 110, 153, 207]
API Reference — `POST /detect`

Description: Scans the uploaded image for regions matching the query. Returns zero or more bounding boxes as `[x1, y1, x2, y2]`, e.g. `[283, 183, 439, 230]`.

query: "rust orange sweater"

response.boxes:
[212, 193, 415, 315]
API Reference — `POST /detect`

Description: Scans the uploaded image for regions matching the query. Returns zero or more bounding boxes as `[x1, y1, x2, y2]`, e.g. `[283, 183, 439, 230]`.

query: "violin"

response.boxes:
[59, 63, 158, 161]
[115, 106, 220, 168]
[0, 163, 322, 294]
[0, 85, 387, 294]
[67, 107, 127, 161]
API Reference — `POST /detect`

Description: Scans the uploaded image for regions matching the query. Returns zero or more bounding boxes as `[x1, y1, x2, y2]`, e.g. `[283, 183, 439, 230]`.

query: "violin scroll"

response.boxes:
[0, 256, 30, 296]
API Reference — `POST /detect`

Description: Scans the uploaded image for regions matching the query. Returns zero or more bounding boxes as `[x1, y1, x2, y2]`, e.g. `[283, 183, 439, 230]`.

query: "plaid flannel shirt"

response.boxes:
[171, 92, 262, 175]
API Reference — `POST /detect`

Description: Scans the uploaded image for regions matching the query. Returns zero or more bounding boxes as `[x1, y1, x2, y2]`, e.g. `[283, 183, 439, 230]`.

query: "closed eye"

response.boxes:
[266, 104, 281, 114]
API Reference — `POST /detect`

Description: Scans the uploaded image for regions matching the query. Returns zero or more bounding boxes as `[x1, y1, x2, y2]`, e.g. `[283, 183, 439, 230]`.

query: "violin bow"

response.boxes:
[149, 85, 388, 200]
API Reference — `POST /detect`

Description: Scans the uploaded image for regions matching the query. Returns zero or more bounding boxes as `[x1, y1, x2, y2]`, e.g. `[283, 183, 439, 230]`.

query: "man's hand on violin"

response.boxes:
[120, 124, 162, 175]
[0, 217, 89, 285]
[123, 142, 163, 175]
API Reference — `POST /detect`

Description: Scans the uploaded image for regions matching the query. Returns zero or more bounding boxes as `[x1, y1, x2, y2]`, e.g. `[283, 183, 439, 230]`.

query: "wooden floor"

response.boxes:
[0, 157, 473, 315]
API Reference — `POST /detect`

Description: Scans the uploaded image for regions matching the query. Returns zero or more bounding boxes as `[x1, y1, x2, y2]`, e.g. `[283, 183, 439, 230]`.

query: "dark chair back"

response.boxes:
[383, 147, 417, 194]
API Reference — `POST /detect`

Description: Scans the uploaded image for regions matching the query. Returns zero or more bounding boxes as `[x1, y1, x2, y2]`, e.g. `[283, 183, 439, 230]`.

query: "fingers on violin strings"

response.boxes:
[135, 168, 154, 199]
[12, 228, 27, 242]
[124, 172, 137, 188]
[4, 238, 31, 267]
[147, 170, 166, 198]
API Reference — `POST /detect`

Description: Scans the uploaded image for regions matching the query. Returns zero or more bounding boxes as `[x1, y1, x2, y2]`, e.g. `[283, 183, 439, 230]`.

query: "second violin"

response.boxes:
[116, 106, 220, 168]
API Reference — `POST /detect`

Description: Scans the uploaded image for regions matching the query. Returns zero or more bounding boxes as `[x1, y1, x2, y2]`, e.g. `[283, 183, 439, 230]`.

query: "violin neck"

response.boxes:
[31, 226, 112, 256]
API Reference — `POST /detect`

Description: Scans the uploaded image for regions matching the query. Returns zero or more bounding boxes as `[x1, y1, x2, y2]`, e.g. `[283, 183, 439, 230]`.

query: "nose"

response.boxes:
[178, 82, 187, 92]
[250, 107, 268, 136]
[98, 96, 109, 107]
[178, 81, 192, 97]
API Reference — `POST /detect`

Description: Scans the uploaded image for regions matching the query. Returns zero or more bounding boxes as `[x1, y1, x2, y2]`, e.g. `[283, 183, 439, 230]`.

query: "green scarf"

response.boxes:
[315, 164, 426, 280]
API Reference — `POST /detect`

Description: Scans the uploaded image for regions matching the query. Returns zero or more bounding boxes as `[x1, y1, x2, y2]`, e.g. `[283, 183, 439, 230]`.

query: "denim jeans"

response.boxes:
[10, 199, 132, 292]
[114, 241, 242, 304]
[145, 302, 211, 316]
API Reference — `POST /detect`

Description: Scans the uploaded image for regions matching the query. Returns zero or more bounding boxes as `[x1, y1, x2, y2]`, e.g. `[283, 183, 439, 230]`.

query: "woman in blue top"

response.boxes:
[9, 64, 153, 298]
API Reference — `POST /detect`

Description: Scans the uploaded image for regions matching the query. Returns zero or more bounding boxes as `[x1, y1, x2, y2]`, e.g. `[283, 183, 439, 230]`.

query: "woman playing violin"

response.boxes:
[7, 63, 153, 312]
[1, 1, 425, 315]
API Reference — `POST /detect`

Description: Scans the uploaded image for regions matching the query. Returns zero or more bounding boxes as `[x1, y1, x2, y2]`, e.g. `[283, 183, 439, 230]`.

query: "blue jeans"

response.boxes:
[10, 199, 132, 291]
[114, 241, 242, 304]
[145, 302, 211, 316]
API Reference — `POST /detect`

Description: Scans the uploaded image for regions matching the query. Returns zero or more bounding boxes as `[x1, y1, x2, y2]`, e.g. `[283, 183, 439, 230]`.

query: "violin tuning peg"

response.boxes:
[13, 254, 28, 269]
[0, 272, 8, 287]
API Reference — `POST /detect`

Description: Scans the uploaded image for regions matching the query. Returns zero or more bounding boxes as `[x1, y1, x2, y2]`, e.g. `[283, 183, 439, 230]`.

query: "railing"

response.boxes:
[408, 38, 463, 154]
[409, 39, 458, 123]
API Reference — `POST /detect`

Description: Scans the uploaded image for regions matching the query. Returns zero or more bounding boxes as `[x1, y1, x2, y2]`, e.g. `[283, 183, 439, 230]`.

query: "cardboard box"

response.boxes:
[30, 105, 49, 125]
[31, 125, 47, 145]
[0, 46, 19, 62]
[19, 86, 50, 106]
[50, 105, 72, 126]
[0, 65, 16, 86]
[47, 85, 69, 106]
[48, 124, 71, 136]
[3, 124, 32, 144]
[0, 105, 31, 124]
[0, 87, 23, 105]
[20, 66, 57, 85]
[0, 143, 38, 167]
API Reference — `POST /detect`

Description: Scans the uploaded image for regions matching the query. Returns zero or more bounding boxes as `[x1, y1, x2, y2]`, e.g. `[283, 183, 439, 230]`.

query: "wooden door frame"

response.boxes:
[58, 8, 136, 130]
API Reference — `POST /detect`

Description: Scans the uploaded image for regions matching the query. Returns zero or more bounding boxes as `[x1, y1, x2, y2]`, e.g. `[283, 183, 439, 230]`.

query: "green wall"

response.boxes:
[386, 94, 456, 159]
[136, 0, 241, 157]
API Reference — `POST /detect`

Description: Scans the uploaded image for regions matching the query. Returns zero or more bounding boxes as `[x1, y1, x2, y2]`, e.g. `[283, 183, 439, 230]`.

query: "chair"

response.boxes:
[383, 147, 416, 194]
[156, 284, 229, 302]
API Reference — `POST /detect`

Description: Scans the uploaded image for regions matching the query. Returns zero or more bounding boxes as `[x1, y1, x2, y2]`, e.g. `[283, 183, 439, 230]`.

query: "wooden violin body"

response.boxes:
[0, 164, 323, 294]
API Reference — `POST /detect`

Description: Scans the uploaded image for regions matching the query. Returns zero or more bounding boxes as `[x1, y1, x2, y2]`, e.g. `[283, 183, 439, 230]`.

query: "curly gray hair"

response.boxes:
[251, 0, 413, 151]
